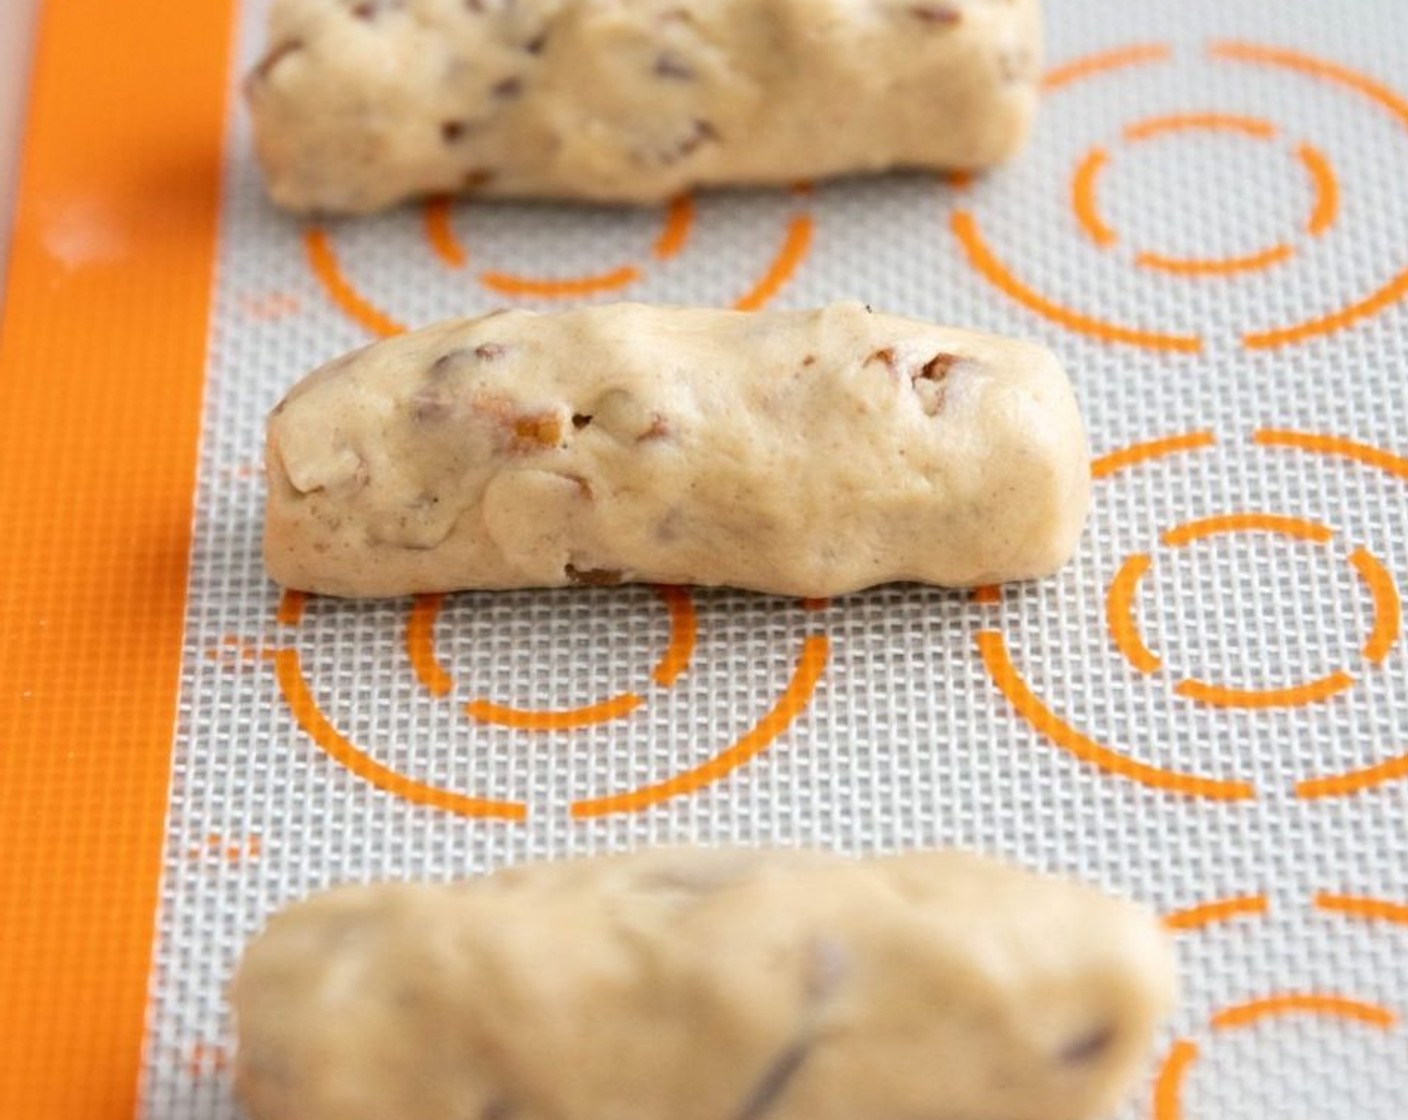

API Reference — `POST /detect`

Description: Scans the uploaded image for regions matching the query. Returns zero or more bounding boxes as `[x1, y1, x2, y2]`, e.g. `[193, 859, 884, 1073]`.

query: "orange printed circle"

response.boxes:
[1072, 115, 1337, 277]
[1105, 513, 1399, 710]
[978, 429, 1408, 801]
[1155, 997, 1400, 1120]
[305, 187, 815, 339]
[1155, 892, 1408, 1119]
[271, 589, 829, 821]
[405, 585, 697, 730]
[954, 42, 1408, 352]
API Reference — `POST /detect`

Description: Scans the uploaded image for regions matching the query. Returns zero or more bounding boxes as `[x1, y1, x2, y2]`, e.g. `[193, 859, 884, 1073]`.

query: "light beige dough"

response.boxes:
[246, 0, 1042, 213]
[264, 303, 1089, 598]
[232, 848, 1176, 1120]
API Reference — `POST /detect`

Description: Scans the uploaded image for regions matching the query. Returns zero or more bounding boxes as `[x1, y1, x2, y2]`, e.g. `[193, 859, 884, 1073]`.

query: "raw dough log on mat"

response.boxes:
[233, 847, 1174, 1120]
[265, 303, 1089, 597]
[247, 0, 1042, 212]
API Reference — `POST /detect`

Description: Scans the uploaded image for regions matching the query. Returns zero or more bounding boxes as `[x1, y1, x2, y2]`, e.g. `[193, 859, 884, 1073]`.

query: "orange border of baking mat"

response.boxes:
[0, 1, 236, 1117]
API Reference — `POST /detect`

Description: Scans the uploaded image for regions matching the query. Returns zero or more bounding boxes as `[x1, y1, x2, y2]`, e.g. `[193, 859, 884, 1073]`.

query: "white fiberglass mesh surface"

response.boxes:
[142, 1, 1408, 1116]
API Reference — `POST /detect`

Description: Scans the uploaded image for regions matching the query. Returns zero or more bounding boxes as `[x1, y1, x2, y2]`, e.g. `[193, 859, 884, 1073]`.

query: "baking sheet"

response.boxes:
[10, 0, 1408, 1116]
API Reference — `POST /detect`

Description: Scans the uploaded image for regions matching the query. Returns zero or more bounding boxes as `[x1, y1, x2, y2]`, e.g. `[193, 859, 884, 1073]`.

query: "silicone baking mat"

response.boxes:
[3, 0, 1408, 1117]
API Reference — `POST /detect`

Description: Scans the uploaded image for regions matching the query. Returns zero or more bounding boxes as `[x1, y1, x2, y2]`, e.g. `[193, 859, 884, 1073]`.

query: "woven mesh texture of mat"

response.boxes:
[141, 1, 1408, 1116]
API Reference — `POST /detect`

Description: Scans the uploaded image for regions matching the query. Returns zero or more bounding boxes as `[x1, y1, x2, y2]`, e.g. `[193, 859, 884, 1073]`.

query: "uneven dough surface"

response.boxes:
[232, 848, 1175, 1120]
[265, 303, 1089, 597]
[247, 0, 1042, 212]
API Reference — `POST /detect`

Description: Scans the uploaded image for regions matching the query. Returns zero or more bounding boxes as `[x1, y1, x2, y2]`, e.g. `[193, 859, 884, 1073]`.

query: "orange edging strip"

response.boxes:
[1152, 1040, 1199, 1120]
[1211, 993, 1398, 1031]
[571, 634, 829, 817]
[1298, 143, 1339, 236]
[1092, 431, 1217, 478]
[651, 586, 698, 686]
[1349, 547, 1402, 663]
[976, 631, 1255, 800]
[423, 196, 466, 268]
[407, 594, 453, 698]
[1072, 148, 1116, 247]
[1136, 244, 1294, 276]
[274, 649, 526, 820]
[0, 0, 237, 1115]
[1252, 429, 1408, 480]
[734, 214, 814, 311]
[1162, 512, 1334, 546]
[1210, 41, 1408, 129]
[652, 195, 695, 260]
[1042, 43, 1172, 92]
[1314, 893, 1408, 925]
[1296, 753, 1408, 799]
[1164, 895, 1269, 931]
[950, 211, 1203, 352]
[465, 692, 644, 730]
[1175, 672, 1355, 710]
[480, 265, 642, 299]
[971, 585, 1002, 605]
[1124, 112, 1277, 141]
[1107, 554, 1161, 674]
[305, 227, 406, 337]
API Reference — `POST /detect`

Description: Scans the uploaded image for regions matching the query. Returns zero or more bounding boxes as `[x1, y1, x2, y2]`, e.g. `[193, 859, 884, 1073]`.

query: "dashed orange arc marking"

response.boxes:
[406, 585, 697, 705]
[480, 265, 643, 299]
[1164, 895, 1269, 931]
[1107, 554, 1161, 674]
[1092, 431, 1217, 478]
[1211, 993, 1398, 1031]
[276, 589, 308, 626]
[304, 228, 407, 338]
[1156, 990, 1400, 1118]
[1298, 143, 1339, 236]
[1210, 43, 1408, 348]
[1071, 148, 1116, 247]
[1162, 512, 1335, 546]
[976, 631, 1255, 800]
[424, 197, 466, 268]
[1252, 430, 1408, 481]
[1210, 41, 1408, 129]
[273, 648, 527, 821]
[950, 211, 1204, 352]
[652, 586, 698, 686]
[1042, 43, 1172, 92]
[571, 634, 830, 817]
[1136, 244, 1295, 276]
[1124, 112, 1278, 141]
[734, 215, 815, 311]
[1296, 753, 1408, 799]
[1314, 893, 1408, 925]
[407, 594, 452, 698]
[465, 693, 644, 730]
[1175, 672, 1355, 710]
[1152, 1039, 1199, 1120]
[652, 195, 696, 260]
[1243, 263, 1408, 349]
[424, 193, 694, 292]
[1349, 547, 1402, 663]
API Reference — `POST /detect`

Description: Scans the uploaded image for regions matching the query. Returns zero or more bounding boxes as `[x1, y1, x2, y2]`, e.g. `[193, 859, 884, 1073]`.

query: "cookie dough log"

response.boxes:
[232, 849, 1175, 1120]
[247, 0, 1042, 213]
[265, 303, 1089, 597]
